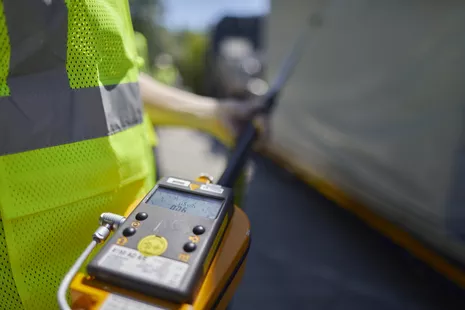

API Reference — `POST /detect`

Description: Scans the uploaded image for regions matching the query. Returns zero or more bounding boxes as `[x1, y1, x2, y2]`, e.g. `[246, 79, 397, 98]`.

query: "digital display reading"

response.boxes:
[147, 187, 223, 219]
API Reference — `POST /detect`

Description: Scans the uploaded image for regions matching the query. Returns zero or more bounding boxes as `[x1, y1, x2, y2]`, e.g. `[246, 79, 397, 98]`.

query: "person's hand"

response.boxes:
[215, 98, 270, 150]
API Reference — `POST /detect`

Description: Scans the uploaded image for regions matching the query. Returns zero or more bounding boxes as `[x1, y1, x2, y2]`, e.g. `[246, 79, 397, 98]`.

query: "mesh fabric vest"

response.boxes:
[0, 1, 156, 309]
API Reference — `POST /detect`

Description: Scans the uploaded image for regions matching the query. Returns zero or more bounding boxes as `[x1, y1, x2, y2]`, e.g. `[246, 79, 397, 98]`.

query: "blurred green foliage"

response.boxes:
[130, 0, 208, 92]
[175, 31, 208, 93]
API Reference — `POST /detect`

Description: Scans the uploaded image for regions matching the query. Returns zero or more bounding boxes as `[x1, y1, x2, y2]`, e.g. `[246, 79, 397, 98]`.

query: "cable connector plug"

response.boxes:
[100, 212, 126, 230]
[92, 213, 126, 243]
[92, 224, 111, 244]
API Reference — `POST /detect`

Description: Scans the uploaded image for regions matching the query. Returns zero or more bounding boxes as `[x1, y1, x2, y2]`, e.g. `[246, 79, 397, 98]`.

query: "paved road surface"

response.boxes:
[156, 128, 227, 181]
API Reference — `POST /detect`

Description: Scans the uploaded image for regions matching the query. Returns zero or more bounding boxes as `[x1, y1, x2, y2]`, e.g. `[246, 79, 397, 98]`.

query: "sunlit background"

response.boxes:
[129, 0, 270, 181]
[127, 1, 465, 309]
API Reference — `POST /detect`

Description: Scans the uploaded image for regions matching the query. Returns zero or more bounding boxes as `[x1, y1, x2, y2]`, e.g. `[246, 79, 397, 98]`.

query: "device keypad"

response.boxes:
[115, 210, 215, 266]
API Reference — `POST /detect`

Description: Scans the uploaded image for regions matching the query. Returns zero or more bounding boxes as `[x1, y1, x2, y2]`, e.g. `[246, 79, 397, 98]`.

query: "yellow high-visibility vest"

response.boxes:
[0, 1, 156, 309]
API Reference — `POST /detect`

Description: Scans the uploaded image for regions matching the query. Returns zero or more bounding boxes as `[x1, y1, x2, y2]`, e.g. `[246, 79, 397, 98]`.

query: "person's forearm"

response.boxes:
[139, 73, 232, 146]
[139, 73, 216, 129]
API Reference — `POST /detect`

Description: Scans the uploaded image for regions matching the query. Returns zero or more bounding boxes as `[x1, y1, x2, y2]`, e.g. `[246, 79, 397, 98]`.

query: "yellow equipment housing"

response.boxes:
[68, 176, 251, 310]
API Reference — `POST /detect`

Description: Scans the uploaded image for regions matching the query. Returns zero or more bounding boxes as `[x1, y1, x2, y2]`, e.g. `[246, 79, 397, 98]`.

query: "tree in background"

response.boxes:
[176, 31, 209, 93]
[129, 0, 208, 92]
[130, 0, 164, 70]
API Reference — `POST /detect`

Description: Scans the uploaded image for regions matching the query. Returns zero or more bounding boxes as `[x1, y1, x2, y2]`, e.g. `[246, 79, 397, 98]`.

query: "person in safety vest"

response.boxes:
[0, 1, 267, 309]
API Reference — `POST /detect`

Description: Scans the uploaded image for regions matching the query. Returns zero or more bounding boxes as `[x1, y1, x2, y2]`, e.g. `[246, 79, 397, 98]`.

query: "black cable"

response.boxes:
[217, 27, 310, 188]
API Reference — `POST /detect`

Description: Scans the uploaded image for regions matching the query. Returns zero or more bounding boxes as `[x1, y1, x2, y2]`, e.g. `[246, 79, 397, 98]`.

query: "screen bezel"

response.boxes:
[145, 185, 225, 220]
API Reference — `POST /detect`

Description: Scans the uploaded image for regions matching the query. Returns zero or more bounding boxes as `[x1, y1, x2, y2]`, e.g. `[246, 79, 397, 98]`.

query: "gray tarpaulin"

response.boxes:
[265, 0, 465, 264]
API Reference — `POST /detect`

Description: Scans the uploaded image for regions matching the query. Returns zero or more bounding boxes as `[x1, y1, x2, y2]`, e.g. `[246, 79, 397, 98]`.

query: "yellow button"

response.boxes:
[178, 253, 190, 262]
[189, 183, 200, 191]
[116, 237, 128, 246]
[137, 235, 168, 256]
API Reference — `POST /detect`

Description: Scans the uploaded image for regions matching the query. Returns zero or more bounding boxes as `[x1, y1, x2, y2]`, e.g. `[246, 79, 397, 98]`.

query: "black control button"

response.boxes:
[183, 242, 197, 253]
[193, 225, 205, 235]
[123, 227, 136, 237]
[135, 212, 148, 221]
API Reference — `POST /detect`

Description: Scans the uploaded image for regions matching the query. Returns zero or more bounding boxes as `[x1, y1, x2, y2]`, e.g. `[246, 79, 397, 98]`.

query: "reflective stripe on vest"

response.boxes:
[0, 0, 142, 156]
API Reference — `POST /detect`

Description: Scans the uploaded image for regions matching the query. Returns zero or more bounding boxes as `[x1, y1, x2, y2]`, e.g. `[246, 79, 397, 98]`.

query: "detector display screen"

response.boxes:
[147, 187, 223, 219]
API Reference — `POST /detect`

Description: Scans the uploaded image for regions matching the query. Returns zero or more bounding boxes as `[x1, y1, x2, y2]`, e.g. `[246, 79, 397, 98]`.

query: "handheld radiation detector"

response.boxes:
[87, 176, 234, 304]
